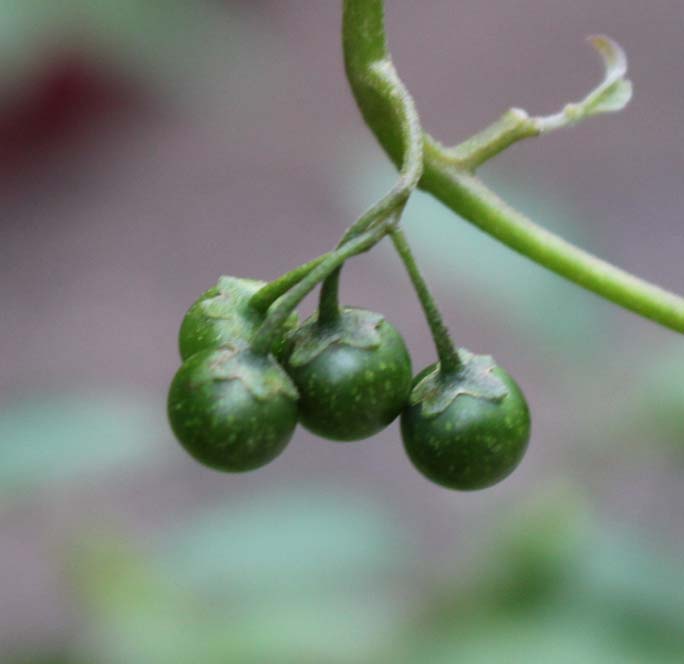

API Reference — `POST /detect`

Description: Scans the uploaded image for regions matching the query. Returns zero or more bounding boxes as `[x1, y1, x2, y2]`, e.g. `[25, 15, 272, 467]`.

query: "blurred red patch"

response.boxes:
[0, 54, 142, 176]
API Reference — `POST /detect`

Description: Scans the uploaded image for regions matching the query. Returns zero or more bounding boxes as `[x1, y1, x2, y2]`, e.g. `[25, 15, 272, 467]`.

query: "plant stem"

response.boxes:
[442, 37, 633, 170]
[442, 109, 540, 171]
[390, 228, 461, 374]
[249, 253, 331, 314]
[343, 0, 684, 335]
[337, 61, 424, 244]
[250, 222, 390, 356]
[422, 147, 684, 333]
[317, 268, 342, 325]
[318, 36, 425, 323]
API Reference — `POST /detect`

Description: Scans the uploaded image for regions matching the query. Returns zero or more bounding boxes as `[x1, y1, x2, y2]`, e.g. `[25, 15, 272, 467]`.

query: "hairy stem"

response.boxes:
[443, 36, 634, 170]
[391, 228, 461, 374]
[318, 38, 425, 323]
[343, 0, 684, 334]
[442, 108, 540, 171]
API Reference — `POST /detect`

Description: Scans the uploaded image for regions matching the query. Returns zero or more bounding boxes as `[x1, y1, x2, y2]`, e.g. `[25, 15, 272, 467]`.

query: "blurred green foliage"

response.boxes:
[396, 490, 684, 663]
[9, 485, 675, 663]
[622, 343, 684, 459]
[71, 493, 408, 664]
[0, 392, 163, 498]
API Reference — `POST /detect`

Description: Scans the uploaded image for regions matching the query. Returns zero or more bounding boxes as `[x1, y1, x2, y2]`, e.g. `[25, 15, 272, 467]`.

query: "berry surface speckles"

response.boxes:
[168, 348, 298, 472]
[401, 362, 530, 490]
[284, 307, 412, 441]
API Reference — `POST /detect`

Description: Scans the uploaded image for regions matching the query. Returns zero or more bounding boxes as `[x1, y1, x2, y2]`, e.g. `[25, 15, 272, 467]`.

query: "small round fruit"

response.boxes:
[401, 362, 530, 490]
[167, 348, 299, 472]
[178, 276, 298, 361]
[284, 307, 412, 441]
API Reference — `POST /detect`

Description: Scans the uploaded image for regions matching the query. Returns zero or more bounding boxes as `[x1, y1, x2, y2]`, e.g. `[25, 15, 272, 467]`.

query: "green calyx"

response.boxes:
[178, 276, 298, 361]
[207, 347, 299, 402]
[284, 307, 413, 442]
[410, 349, 509, 418]
[167, 348, 299, 473]
[287, 307, 385, 367]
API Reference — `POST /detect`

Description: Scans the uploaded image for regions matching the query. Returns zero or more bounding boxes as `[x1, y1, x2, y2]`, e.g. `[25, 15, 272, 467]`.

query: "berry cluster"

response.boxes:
[168, 266, 531, 490]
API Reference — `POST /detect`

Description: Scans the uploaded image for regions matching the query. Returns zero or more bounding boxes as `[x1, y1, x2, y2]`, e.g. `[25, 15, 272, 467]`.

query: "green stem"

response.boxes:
[390, 228, 461, 374]
[343, 0, 684, 335]
[317, 268, 342, 325]
[318, 24, 425, 323]
[442, 37, 634, 170]
[337, 61, 423, 244]
[250, 222, 390, 356]
[249, 253, 331, 314]
[443, 108, 540, 171]
[423, 149, 684, 333]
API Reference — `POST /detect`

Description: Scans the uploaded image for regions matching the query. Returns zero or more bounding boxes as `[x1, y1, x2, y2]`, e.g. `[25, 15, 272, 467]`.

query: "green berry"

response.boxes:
[167, 348, 299, 472]
[284, 307, 412, 441]
[178, 276, 298, 361]
[401, 354, 530, 490]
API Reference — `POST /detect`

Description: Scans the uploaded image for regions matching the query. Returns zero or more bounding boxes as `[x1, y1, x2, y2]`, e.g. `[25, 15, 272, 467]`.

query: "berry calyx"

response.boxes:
[284, 307, 412, 441]
[401, 351, 530, 490]
[167, 348, 299, 472]
[178, 276, 298, 361]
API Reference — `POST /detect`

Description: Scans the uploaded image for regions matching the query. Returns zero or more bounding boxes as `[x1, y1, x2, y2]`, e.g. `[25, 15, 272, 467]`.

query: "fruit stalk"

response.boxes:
[318, 25, 425, 325]
[390, 228, 462, 374]
[249, 253, 331, 314]
[250, 220, 392, 356]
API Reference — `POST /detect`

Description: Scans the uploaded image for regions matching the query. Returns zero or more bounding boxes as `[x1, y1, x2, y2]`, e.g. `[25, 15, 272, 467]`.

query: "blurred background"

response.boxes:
[1, 1, 683, 662]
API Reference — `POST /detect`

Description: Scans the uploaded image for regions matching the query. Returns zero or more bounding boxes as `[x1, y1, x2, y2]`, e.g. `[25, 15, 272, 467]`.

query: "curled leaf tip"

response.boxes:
[583, 34, 633, 115]
[536, 34, 632, 132]
[588, 34, 628, 83]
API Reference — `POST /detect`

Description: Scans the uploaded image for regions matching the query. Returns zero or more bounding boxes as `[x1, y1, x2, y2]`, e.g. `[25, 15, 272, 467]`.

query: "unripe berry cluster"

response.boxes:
[168, 273, 530, 490]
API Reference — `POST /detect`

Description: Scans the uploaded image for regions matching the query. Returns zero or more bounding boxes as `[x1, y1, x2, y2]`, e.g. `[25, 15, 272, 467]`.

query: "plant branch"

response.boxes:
[442, 36, 634, 171]
[423, 154, 684, 332]
[343, 0, 684, 334]
[439, 108, 540, 171]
